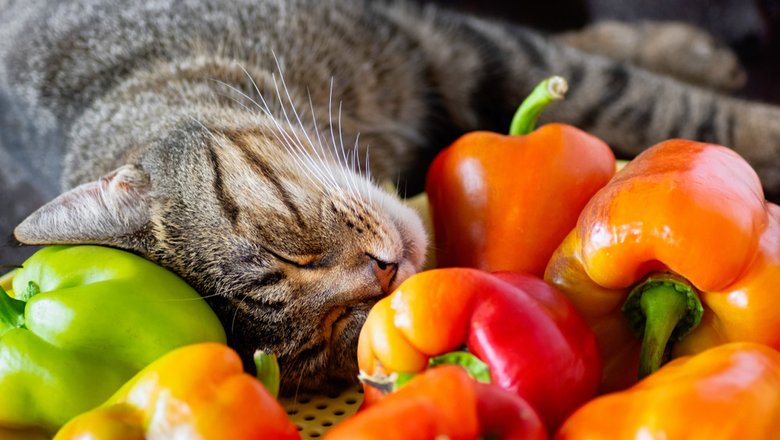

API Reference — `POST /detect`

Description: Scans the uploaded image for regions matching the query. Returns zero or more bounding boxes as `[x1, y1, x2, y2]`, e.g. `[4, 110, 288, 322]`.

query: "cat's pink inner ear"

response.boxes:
[14, 165, 152, 246]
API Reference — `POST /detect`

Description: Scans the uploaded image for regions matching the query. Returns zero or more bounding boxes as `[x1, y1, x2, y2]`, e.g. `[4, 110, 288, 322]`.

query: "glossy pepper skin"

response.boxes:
[556, 343, 780, 439]
[357, 268, 601, 430]
[54, 343, 300, 440]
[326, 365, 546, 440]
[544, 139, 780, 391]
[426, 77, 615, 276]
[0, 245, 226, 433]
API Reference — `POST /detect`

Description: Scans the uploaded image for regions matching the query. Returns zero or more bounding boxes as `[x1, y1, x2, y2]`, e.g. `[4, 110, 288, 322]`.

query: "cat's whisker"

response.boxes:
[309, 86, 349, 185]
[210, 80, 331, 193]
[337, 99, 362, 201]
[264, 124, 334, 193]
[327, 78, 355, 199]
[303, 86, 364, 205]
[327, 78, 351, 181]
[364, 143, 374, 204]
[189, 111, 319, 197]
[252, 102, 333, 192]
[225, 71, 339, 196]
[353, 133, 368, 201]
[224, 65, 329, 190]
[270, 72, 344, 197]
[290, 361, 306, 410]
[271, 53, 338, 180]
[306, 86, 342, 181]
[158, 291, 226, 301]
[230, 290, 251, 337]
[232, 66, 334, 191]
[266, 68, 333, 186]
[338, 100, 350, 175]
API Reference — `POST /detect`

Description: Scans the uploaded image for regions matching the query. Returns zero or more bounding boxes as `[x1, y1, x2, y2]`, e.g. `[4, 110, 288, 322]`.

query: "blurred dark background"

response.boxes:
[417, 0, 780, 105]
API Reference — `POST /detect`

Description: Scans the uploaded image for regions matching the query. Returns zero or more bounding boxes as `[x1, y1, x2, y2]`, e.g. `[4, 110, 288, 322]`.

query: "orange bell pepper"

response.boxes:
[556, 342, 780, 439]
[426, 76, 615, 276]
[54, 343, 300, 440]
[357, 268, 601, 430]
[544, 139, 780, 391]
[326, 365, 546, 440]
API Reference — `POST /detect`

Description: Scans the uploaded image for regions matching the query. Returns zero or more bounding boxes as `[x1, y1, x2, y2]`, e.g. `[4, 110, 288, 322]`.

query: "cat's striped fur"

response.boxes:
[2, 0, 779, 392]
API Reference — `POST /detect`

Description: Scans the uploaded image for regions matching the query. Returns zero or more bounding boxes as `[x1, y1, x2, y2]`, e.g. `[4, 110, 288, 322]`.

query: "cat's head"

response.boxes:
[14, 117, 427, 394]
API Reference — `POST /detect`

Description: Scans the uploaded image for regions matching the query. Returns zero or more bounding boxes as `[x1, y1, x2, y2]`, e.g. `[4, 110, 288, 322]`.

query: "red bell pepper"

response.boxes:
[357, 268, 601, 430]
[326, 365, 547, 440]
[426, 77, 615, 276]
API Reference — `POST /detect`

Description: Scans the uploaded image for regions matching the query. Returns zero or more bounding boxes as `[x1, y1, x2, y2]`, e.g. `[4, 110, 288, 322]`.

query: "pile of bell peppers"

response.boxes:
[357, 268, 601, 431]
[365, 75, 780, 437]
[4, 74, 780, 438]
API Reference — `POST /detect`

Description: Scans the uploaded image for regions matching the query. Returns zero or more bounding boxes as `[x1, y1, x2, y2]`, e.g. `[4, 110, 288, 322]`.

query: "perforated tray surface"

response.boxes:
[279, 386, 364, 439]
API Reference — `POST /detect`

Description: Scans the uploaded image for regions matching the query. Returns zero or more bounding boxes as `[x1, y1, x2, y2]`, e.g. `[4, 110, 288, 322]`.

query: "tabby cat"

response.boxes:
[2, 0, 779, 394]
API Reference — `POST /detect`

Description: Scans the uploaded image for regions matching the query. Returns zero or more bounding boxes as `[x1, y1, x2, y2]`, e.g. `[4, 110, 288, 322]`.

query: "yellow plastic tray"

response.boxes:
[279, 386, 364, 439]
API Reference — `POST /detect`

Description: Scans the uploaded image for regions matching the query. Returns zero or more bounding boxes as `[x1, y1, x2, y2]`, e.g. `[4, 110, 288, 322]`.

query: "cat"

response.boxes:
[2, 0, 780, 394]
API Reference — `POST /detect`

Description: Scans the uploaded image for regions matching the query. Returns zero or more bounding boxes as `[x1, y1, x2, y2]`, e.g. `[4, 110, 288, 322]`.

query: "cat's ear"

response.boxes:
[14, 164, 153, 249]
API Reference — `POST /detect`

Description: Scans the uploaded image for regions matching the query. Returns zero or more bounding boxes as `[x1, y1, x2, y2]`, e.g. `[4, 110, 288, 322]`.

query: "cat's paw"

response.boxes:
[558, 21, 746, 93]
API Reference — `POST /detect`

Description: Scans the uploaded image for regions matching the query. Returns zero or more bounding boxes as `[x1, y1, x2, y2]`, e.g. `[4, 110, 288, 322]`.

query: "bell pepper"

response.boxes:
[326, 365, 546, 440]
[426, 76, 615, 276]
[555, 342, 780, 439]
[544, 139, 780, 391]
[0, 245, 226, 433]
[54, 342, 300, 440]
[357, 268, 601, 430]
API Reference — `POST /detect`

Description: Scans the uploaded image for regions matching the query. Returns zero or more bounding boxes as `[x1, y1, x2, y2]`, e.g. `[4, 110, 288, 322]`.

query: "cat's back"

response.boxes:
[0, 0, 329, 190]
[0, 0, 433, 189]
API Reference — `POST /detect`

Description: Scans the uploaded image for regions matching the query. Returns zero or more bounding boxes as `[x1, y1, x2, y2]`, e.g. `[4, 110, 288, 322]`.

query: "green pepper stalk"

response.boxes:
[254, 350, 281, 399]
[509, 76, 568, 136]
[622, 273, 704, 378]
[361, 351, 491, 393]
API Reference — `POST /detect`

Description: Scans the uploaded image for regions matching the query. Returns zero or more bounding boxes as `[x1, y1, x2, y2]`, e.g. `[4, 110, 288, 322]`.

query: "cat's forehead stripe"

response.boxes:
[205, 141, 241, 226]
[237, 146, 308, 231]
[212, 126, 309, 230]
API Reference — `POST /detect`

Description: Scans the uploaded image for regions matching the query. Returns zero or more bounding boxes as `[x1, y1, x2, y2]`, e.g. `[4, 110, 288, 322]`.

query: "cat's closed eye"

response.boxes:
[265, 247, 324, 269]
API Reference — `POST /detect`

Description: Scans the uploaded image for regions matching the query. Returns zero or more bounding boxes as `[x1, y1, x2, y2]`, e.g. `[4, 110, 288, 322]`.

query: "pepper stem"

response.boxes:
[508, 76, 568, 136]
[637, 285, 688, 378]
[253, 350, 280, 398]
[0, 286, 25, 337]
[360, 351, 491, 394]
[428, 351, 491, 384]
[622, 274, 703, 379]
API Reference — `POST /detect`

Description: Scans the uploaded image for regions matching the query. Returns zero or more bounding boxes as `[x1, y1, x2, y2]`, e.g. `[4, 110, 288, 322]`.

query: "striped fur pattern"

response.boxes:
[2, 0, 779, 392]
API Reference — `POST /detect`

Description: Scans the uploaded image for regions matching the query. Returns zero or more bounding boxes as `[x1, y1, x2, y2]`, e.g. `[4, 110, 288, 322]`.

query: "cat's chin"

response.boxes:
[278, 307, 368, 396]
[324, 308, 369, 386]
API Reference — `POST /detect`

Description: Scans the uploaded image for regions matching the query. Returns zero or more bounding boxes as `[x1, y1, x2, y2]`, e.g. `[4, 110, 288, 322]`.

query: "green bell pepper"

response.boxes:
[0, 245, 226, 434]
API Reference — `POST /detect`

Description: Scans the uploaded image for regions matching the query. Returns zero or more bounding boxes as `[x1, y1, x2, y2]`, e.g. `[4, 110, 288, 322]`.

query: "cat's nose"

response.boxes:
[371, 257, 399, 294]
